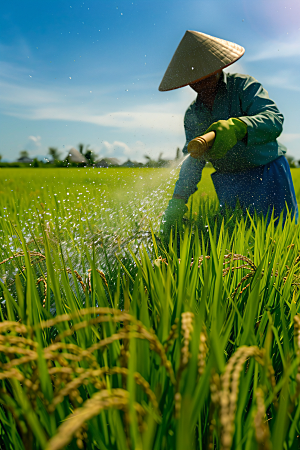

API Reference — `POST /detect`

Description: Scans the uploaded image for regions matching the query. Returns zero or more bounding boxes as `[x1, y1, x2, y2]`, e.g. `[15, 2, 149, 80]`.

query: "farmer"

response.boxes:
[159, 31, 298, 239]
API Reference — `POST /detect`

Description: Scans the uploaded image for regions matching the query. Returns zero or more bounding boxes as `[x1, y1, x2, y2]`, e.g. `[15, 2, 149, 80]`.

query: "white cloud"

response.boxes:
[98, 140, 148, 162]
[0, 80, 60, 107]
[28, 135, 41, 144]
[265, 71, 300, 92]
[24, 135, 42, 155]
[93, 139, 179, 163]
[101, 140, 131, 156]
[278, 133, 300, 143]
[0, 78, 187, 136]
[0, 67, 190, 161]
[223, 60, 246, 75]
[0, 61, 34, 81]
[247, 37, 300, 62]
[84, 110, 183, 133]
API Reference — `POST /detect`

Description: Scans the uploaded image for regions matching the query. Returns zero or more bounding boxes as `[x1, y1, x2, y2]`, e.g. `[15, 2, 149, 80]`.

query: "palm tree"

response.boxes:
[285, 155, 297, 168]
[84, 149, 96, 164]
[49, 147, 61, 161]
[144, 154, 155, 167]
[78, 144, 97, 165]
[144, 153, 167, 167]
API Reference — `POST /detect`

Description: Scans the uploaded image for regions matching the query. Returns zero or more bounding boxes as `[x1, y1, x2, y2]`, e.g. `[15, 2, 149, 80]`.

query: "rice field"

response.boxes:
[0, 167, 300, 450]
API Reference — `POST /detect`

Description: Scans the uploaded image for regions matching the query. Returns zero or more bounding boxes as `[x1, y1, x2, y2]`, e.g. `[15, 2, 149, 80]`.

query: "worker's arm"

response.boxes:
[237, 76, 284, 146]
[160, 156, 205, 243]
[173, 109, 206, 202]
[160, 124, 205, 242]
[173, 155, 206, 202]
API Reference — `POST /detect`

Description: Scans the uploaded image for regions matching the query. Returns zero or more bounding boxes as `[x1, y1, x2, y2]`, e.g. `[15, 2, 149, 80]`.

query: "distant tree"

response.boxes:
[20, 150, 29, 158]
[175, 147, 181, 160]
[144, 153, 168, 167]
[157, 152, 167, 167]
[85, 149, 96, 164]
[78, 143, 97, 165]
[49, 147, 61, 161]
[0, 154, 2, 162]
[286, 155, 297, 169]
[144, 154, 155, 167]
[33, 158, 39, 168]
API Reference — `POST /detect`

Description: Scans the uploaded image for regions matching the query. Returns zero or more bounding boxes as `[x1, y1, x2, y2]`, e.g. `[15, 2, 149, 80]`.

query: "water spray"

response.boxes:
[95, 131, 217, 265]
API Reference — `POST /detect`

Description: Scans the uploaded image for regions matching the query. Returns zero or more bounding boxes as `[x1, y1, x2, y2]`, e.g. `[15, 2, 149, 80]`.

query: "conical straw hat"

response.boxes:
[159, 30, 245, 91]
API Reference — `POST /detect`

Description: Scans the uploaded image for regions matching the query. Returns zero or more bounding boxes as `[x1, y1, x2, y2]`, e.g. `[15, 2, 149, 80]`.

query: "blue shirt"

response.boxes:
[174, 72, 287, 202]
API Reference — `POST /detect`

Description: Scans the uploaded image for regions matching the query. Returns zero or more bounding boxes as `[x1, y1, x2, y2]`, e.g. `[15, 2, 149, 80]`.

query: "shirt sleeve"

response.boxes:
[173, 155, 205, 203]
[237, 76, 284, 147]
[182, 107, 197, 154]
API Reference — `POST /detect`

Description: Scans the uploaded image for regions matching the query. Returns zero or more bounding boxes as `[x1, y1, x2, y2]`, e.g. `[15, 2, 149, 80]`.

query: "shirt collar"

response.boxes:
[220, 70, 228, 85]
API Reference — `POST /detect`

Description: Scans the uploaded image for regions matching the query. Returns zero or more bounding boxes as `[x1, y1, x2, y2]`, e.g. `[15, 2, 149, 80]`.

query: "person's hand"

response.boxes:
[160, 198, 188, 245]
[204, 118, 247, 159]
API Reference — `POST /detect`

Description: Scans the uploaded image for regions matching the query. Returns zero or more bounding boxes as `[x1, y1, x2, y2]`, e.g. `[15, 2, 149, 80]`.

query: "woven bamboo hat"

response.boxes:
[159, 30, 245, 91]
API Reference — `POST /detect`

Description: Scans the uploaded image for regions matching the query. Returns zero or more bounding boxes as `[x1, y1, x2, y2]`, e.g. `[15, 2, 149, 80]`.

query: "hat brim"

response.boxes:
[159, 51, 244, 92]
[158, 30, 245, 92]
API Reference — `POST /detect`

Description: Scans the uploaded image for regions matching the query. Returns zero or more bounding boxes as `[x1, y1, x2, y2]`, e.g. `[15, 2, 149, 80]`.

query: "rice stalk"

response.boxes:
[45, 389, 145, 450]
[253, 387, 272, 450]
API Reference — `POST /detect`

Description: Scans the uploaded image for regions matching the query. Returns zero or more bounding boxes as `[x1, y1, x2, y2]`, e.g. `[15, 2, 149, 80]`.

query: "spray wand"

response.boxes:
[187, 131, 216, 159]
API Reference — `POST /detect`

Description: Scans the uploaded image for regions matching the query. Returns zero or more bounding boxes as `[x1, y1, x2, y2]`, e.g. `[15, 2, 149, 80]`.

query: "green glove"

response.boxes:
[160, 198, 188, 244]
[204, 118, 247, 159]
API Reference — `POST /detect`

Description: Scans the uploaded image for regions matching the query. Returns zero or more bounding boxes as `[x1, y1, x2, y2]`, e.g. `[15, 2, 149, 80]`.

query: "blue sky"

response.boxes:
[1, 0, 299, 162]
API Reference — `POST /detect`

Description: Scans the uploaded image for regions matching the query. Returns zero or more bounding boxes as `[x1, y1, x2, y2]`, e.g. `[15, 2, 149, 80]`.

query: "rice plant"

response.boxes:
[0, 168, 299, 449]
